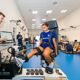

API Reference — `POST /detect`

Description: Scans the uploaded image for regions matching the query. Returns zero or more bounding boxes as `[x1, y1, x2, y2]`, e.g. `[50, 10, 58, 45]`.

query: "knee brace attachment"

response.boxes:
[25, 56, 29, 62]
[34, 47, 43, 55]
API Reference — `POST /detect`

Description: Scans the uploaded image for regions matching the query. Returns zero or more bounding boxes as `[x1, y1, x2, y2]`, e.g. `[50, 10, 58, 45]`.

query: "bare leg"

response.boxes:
[43, 47, 54, 74]
[27, 46, 44, 58]
[43, 47, 52, 64]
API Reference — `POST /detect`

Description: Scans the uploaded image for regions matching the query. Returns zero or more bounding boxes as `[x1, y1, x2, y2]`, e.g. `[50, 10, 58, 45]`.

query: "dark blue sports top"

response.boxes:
[40, 31, 57, 49]
[66, 43, 73, 51]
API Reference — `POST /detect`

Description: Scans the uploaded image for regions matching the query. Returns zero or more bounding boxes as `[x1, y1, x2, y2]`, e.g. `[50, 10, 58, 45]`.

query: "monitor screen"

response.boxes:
[0, 31, 13, 41]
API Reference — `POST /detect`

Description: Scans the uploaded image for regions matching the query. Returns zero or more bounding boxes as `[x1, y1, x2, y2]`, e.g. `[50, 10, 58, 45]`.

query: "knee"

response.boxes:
[43, 53, 49, 58]
[33, 47, 43, 55]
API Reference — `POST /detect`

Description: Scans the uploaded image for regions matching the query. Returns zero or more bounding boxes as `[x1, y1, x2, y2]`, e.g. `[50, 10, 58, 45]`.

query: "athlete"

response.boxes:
[25, 22, 57, 73]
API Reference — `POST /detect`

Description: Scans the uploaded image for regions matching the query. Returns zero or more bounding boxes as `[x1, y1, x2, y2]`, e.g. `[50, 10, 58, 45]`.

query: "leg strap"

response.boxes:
[34, 47, 43, 55]
[25, 56, 29, 62]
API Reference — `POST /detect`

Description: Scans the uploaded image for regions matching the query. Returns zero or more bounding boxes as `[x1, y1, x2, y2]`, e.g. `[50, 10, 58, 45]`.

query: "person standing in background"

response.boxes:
[0, 11, 6, 43]
[16, 32, 23, 46]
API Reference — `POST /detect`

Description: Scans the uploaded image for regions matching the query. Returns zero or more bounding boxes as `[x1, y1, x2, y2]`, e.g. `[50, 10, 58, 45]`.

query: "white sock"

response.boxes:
[15, 57, 25, 67]
[48, 62, 54, 68]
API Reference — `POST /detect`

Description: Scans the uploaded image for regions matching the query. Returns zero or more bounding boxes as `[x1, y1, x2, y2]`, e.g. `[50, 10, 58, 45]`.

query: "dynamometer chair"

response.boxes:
[35, 20, 59, 73]
[42, 20, 58, 67]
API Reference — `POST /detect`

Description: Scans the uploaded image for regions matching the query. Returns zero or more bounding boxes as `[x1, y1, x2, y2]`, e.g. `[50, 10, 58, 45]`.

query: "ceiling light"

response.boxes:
[32, 26, 35, 29]
[46, 10, 53, 14]
[32, 24, 35, 29]
[32, 24, 35, 26]
[39, 24, 42, 26]
[52, 18, 56, 20]
[60, 9, 67, 13]
[32, 10, 38, 14]
[42, 19, 46, 21]
[32, 19, 36, 21]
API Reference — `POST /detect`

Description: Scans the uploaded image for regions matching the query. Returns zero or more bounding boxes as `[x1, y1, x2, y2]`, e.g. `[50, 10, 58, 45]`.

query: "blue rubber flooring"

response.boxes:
[23, 45, 80, 80]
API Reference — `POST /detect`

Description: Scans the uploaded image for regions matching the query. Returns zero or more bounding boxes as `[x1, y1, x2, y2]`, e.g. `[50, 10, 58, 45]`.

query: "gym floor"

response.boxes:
[23, 44, 80, 80]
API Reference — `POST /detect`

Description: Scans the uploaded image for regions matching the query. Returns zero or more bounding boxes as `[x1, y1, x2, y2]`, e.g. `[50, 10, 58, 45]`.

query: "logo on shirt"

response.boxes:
[48, 34, 50, 37]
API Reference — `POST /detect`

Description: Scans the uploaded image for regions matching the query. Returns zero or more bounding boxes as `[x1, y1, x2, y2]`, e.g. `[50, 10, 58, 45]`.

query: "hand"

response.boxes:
[0, 38, 7, 43]
[4, 38, 7, 41]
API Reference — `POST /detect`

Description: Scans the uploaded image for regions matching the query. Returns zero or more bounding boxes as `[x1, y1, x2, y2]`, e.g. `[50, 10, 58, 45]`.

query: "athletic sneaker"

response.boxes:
[45, 62, 54, 74]
[48, 62, 54, 68]
[45, 67, 53, 74]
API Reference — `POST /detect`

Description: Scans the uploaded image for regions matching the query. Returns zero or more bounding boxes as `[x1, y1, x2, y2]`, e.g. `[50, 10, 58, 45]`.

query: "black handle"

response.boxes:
[7, 47, 15, 57]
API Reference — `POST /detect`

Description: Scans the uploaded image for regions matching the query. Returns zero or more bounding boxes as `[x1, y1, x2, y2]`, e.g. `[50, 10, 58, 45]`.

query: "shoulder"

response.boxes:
[40, 32, 44, 35]
[50, 31, 56, 35]
[40, 32, 43, 37]
[50, 31, 57, 38]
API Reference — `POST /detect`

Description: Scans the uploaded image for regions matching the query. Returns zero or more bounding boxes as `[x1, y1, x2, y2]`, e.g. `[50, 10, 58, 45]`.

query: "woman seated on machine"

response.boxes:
[24, 22, 57, 74]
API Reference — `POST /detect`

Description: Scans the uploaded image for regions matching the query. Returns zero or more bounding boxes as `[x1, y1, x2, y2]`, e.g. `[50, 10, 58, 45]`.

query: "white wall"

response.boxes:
[28, 29, 41, 37]
[0, 0, 28, 39]
[58, 8, 80, 41]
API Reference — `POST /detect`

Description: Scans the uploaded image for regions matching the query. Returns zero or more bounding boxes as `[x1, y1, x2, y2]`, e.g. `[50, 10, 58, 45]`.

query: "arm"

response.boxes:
[39, 39, 42, 46]
[53, 38, 57, 55]
[39, 32, 43, 46]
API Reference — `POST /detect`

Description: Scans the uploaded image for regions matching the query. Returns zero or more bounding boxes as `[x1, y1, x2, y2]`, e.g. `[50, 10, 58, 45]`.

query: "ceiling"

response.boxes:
[15, 0, 80, 30]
